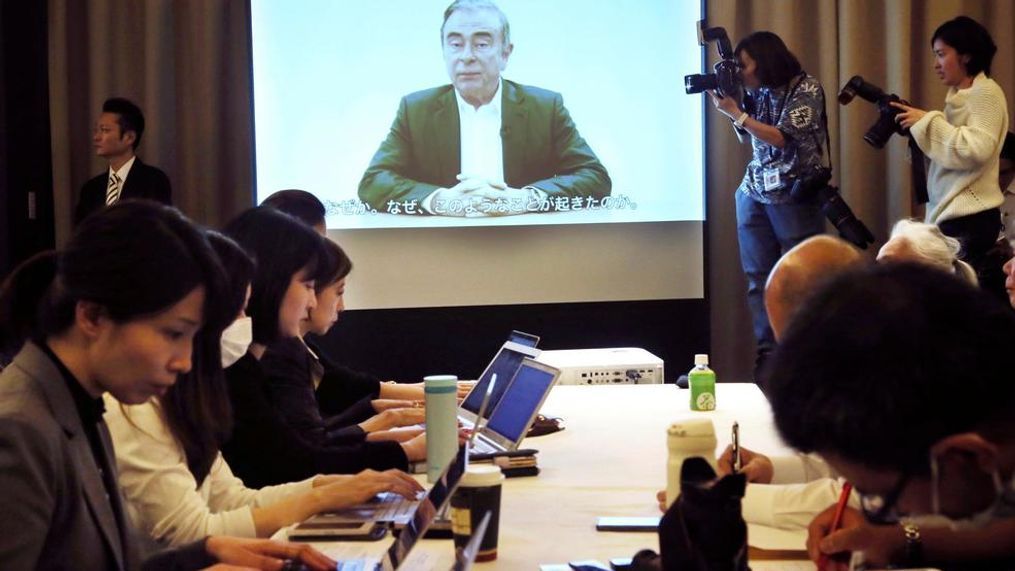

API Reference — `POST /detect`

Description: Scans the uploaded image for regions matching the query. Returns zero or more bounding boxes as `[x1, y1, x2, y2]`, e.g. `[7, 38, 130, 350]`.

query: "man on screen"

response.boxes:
[358, 0, 611, 217]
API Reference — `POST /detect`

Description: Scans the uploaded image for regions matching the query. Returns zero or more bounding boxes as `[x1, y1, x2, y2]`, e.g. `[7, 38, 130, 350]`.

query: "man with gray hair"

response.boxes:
[358, 0, 611, 217]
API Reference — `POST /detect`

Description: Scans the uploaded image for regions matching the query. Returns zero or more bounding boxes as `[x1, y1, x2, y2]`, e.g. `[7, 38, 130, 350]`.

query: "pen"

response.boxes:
[731, 421, 741, 473]
[817, 482, 853, 571]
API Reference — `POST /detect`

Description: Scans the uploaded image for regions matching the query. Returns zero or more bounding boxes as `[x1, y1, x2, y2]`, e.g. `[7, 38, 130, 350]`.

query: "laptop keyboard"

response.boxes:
[336, 560, 369, 571]
[370, 491, 418, 522]
[470, 438, 498, 455]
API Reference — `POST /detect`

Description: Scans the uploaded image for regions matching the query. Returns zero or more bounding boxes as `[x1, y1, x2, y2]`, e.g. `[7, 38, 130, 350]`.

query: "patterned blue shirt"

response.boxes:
[738, 74, 828, 204]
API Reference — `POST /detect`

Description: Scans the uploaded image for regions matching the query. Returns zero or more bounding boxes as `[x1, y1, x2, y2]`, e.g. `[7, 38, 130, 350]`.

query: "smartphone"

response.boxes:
[288, 520, 388, 541]
[595, 516, 660, 532]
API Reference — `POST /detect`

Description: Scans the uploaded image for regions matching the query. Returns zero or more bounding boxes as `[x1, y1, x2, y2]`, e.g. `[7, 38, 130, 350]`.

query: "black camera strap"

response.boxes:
[908, 137, 929, 204]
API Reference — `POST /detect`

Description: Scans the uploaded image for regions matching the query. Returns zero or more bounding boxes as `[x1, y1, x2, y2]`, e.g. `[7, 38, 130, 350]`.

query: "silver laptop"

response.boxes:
[459, 340, 541, 427]
[469, 358, 560, 455]
[309, 444, 468, 528]
[329, 448, 467, 570]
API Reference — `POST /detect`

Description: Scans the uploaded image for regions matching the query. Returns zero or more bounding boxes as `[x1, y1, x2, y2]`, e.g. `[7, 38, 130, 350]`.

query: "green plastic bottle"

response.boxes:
[689, 353, 716, 411]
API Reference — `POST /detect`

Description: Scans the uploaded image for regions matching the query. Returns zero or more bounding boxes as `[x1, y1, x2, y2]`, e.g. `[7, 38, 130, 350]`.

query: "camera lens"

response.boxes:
[684, 73, 718, 95]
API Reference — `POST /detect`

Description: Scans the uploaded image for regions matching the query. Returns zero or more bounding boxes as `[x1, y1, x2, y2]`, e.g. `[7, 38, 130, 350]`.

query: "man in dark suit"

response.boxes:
[74, 97, 172, 225]
[358, 0, 610, 217]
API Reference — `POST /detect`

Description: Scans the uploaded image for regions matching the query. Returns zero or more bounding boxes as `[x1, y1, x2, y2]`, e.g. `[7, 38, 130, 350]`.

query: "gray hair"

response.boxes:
[441, 0, 511, 46]
[881, 219, 978, 285]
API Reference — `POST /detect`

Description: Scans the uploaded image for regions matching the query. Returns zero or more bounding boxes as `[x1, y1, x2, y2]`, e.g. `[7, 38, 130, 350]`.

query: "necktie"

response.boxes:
[106, 172, 122, 205]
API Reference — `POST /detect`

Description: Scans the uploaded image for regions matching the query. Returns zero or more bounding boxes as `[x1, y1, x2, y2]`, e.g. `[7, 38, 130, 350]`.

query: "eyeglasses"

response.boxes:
[858, 470, 912, 524]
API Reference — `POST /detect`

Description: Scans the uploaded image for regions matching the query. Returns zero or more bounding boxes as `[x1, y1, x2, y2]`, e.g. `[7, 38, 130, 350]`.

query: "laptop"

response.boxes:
[459, 339, 541, 427]
[507, 329, 540, 347]
[307, 444, 469, 528]
[469, 358, 561, 455]
[452, 511, 492, 571]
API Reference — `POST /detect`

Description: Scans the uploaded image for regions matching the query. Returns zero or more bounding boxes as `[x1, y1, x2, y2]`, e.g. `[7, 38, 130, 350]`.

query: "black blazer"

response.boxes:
[221, 353, 408, 488]
[74, 158, 173, 225]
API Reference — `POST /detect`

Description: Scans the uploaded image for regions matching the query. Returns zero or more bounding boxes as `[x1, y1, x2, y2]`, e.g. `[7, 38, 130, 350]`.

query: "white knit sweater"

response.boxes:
[910, 73, 1009, 223]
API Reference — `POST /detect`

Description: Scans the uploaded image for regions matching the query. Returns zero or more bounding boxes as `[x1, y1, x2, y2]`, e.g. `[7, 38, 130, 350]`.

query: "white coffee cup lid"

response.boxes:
[667, 417, 715, 437]
[460, 465, 504, 487]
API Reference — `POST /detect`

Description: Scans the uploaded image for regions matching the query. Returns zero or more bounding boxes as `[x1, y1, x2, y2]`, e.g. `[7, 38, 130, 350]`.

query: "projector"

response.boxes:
[535, 348, 664, 386]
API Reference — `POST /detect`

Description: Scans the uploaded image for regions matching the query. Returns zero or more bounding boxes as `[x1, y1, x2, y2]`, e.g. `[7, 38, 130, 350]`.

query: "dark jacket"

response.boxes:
[74, 158, 172, 225]
[220, 353, 408, 488]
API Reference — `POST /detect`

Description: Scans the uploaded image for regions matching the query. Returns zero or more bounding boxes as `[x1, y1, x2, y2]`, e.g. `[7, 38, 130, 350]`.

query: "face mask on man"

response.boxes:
[907, 452, 1015, 530]
[220, 316, 253, 368]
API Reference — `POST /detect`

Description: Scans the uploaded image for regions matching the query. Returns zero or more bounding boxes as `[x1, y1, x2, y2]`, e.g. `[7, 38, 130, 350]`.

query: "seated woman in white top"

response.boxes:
[106, 231, 422, 547]
[877, 218, 978, 284]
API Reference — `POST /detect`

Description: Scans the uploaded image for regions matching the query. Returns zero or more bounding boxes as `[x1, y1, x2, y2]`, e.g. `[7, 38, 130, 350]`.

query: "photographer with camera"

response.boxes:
[708, 31, 827, 377]
[890, 16, 1009, 297]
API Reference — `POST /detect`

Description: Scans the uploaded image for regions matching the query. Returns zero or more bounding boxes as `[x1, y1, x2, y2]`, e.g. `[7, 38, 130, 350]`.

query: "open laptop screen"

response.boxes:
[385, 446, 468, 569]
[484, 360, 559, 443]
[507, 330, 540, 347]
[461, 341, 539, 419]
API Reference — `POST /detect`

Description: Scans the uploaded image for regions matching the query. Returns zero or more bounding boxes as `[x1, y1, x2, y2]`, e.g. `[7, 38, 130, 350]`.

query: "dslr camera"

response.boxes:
[837, 76, 909, 148]
[791, 168, 876, 250]
[684, 21, 741, 100]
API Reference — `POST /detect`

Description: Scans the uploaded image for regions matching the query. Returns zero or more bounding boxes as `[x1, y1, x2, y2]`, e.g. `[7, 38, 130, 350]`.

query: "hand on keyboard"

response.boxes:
[315, 469, 424, 511]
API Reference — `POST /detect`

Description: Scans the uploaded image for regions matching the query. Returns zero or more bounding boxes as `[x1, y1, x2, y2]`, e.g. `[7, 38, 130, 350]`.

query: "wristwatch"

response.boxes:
[734, 111, 749, 128]
[901, 520, 923, 565]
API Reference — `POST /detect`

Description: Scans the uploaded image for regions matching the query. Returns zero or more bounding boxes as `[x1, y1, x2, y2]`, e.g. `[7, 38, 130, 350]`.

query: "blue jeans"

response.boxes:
[735, 190, 825, 367]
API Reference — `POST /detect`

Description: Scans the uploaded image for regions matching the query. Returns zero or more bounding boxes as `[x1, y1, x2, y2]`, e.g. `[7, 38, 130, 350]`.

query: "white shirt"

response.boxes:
[741, 453, 860, 529]
[104, 396, 315, 546]
[106, 155, 137, 203]
[421, 81, 505, 214]
[456, 79, 505, 184]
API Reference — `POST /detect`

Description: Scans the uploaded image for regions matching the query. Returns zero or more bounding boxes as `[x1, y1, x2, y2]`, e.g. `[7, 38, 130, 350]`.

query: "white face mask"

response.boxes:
[911, 453, 1015, 531]
[220, 317, 253, 368]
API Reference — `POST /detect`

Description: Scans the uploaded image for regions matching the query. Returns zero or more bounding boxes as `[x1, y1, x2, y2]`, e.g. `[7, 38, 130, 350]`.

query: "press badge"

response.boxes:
[763, 169, 781, 191]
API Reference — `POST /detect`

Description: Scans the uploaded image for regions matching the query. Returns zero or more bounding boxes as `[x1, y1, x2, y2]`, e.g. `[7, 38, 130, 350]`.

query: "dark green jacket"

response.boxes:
[358, 79, 611, 212]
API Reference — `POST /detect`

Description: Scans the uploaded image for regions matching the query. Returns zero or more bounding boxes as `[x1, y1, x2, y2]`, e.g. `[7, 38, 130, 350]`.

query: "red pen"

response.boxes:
[817, 482, 853, 571]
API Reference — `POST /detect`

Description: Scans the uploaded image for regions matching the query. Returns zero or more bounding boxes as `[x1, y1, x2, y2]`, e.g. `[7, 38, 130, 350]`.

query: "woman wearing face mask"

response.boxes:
[0, 202, 335, 570]
[260, 238, 427, 449]
[103, 231, 422, 547]
[708, 31, 829, 378]
[891, 16, 1009, 298]
[220, 207, 428, 488]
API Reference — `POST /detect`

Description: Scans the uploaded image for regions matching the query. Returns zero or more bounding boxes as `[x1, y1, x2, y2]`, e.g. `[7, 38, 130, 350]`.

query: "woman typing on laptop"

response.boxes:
[105, 229, 423, 547]
[260, 237, 429, 448]
[0, 202, 334, 569]
[219, 207, 431, 487]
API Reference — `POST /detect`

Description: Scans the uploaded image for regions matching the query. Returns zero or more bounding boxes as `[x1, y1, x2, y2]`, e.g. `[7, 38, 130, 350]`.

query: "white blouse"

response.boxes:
[104, 396, 315, 547]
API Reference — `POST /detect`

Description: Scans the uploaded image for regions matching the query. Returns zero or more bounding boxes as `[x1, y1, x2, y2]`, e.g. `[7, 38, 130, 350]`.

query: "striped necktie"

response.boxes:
[105, 172, 122, 205]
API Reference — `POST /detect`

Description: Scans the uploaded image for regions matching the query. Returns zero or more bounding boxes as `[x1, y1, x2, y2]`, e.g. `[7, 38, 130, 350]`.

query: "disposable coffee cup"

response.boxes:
[450, 465, 504, 562]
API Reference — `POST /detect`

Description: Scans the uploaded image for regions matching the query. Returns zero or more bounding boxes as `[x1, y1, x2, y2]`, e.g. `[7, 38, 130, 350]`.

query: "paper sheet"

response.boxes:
[748, 523, 807, 551]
